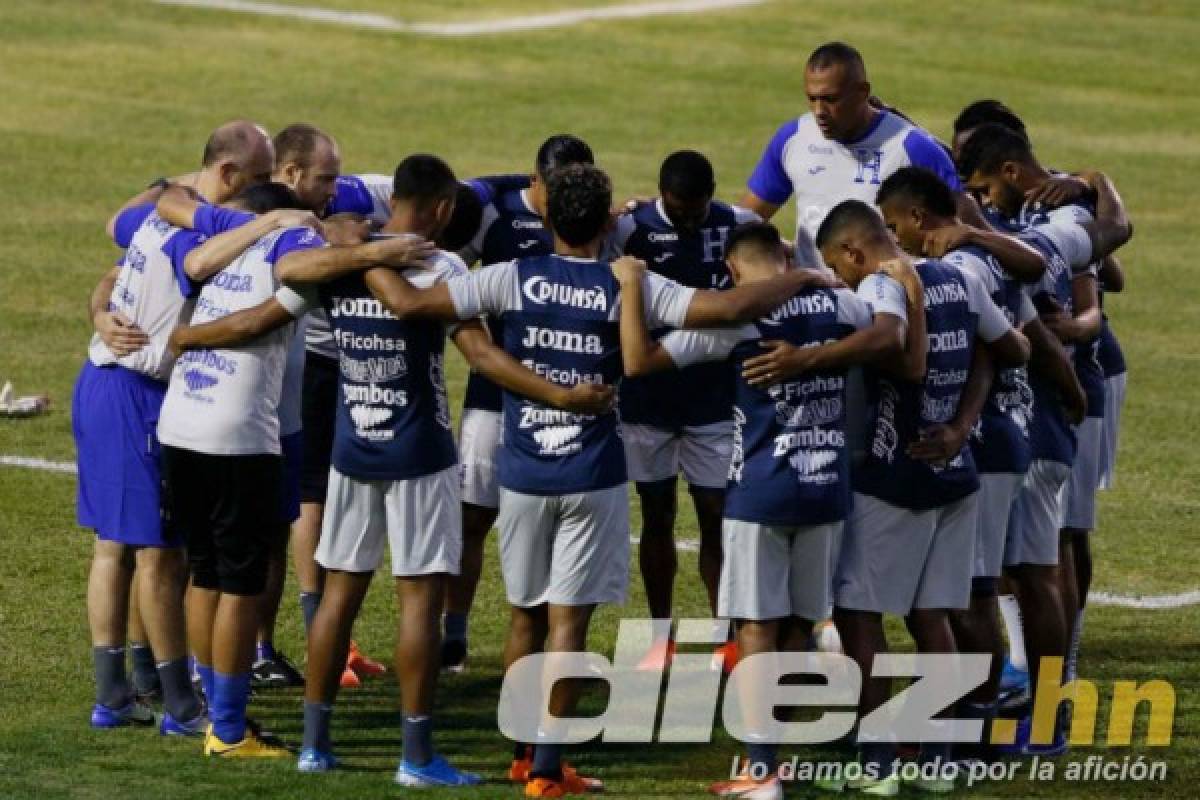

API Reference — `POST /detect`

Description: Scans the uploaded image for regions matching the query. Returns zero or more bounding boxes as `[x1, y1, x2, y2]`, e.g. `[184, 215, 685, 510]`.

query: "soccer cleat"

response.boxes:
[525, 770, 605, 799]
[251, 651, 305, 688]
[159, 710, 208, 737]
[635, 639, 676, 672]
[339, 665, 362, 689]
[525, 778, 570, 798]
[297, 748, 339, 773]
[347, 641, 387, 677]
[441, 638, 469, 673]
[998, 658, 1029, 698]
[509, 753, 534, 783]
[394, 754, 482, 787]
[709, 774, 783, 799]
[854, 773, 900, 796]
[902, 774, 957, 793]
[90, 700, 156, 729]
[712, 640, 740, 674]
[510, 758, 602, 792]
[204, 726, 291, 758]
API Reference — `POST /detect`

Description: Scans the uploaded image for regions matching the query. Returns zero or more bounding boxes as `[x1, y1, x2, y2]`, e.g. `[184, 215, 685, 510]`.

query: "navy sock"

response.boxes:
[514, 742, 532, 761]
[402, 715, 434, 767]
[443, 612, 468, 643]
[530, 742, 563, 781]
[211, 671, 251, 743]
[860, 741, 895, 777]
[747, 742, 777, 776]
[93, 646, 129, 708]
[256, 640, 276, 663]
[158, 657, 203, 722]
[302, 701, 333, 754]
[130, 642, 159, 693]
[300, 592, 321, 634]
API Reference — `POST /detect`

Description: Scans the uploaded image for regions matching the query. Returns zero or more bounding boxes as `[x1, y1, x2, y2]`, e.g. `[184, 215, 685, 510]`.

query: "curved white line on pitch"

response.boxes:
[153, 0, 769, 36]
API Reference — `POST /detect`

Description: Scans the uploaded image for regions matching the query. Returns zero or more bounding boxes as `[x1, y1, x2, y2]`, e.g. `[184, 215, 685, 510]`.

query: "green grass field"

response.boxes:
[0, 0, 1197, 797]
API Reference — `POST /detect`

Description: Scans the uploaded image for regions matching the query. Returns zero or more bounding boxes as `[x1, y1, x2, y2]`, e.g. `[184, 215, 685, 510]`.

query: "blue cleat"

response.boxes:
[91, 701, 156, 729]
[996, 715, 1069, 757]
[999, 658, 1029, 697]
[298, 748, 339, 773]
[159, 710, 209, 737]
[394, 755, 483, 787]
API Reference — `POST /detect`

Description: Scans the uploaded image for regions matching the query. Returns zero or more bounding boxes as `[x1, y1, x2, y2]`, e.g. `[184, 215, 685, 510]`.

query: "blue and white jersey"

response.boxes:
[318, 232, 466, 481]
[747, 110, 961, 245]
[660, 287, 871, 525]
[88, 204, 206, 381]
[457, 188, 554, 413]
[608, 199, 758, 428]
[944, 245, 1037, 475]
[448, 254, 695, 495]
[855, 259, 1014, 510]
[157, 223, 314, 456]
[1017, 205, 1098, 464]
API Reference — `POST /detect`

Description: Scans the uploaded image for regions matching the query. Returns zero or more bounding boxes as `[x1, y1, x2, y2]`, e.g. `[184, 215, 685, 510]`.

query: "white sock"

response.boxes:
[1066, 608, 1085, 682]
[998, 594, 1028, 670]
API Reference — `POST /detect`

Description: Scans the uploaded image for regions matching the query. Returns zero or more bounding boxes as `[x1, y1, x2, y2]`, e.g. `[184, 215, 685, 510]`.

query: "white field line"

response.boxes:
[153, 0, 768, 36]
[3, 454, 1194, 609]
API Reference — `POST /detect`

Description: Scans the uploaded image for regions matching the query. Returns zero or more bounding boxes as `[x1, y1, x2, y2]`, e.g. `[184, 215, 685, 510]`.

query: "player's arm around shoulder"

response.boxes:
[612, 256, 674, 377]
[276, 229, 435, 284]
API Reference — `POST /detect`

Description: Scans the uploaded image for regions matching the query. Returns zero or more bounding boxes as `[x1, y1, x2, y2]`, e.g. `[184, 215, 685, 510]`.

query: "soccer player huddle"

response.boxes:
[73, 39, 1132, 799]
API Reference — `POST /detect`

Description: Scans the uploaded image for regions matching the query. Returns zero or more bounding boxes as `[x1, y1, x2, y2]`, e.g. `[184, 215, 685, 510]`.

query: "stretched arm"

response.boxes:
[90, 266, 149, 356]
[986, 328, 1031, 368]
[741, 314, 905, 388]
[183, 212, 292, 281]
[613, 260, 676, 377]
[908, 341, 994, 465]
[155, 184, 205, 230]
[364, 268, 461, 321]
[167, 298, 296, 358]
[451, 322, 614, 414]
[1099, 254, 1125, 293]
[106, 183, 167, 242]
[1044, 274, 1102, 343]
[1025, 316, 1087, 424]
[923, 223, 1046, 283]
[682, 268, 836, 327]
[1080, 170, 1133, 259]
[736, 190, 782, 222]
[276, 236, 435, 284]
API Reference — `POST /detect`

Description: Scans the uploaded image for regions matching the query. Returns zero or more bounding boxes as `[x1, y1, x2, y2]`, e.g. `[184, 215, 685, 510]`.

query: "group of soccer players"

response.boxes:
[73, 40, 1132, 799]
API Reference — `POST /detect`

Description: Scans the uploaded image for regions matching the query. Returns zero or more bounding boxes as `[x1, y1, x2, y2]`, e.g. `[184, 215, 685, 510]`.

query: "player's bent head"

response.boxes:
[545, 163, 612, 248]
[231, 181, 305, 214]
[535, 134, 595, 181]
[806, 41, 866, 81]
[876, 166, 957, 255]
[202, 120, 275, 200]
[271, 123, 341, 212]
[659, 150, 716, 232]
[956, 122, 1036, 217]
[725, 221, 787, 282]
[272, 123, 335, 170]
[816, 199, 892, 284]
[438, 182, 484, 252]
[952, 99, 1028, 159]
[804, 42, 872, 142]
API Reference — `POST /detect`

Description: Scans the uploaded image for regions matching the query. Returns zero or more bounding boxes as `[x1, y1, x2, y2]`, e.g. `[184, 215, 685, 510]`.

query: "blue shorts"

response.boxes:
[280, 430, 304, 523]
[72, 360, 178, 548]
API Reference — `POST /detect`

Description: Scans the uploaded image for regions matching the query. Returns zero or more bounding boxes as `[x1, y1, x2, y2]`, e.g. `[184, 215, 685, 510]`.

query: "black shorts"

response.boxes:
[162, 446, 283, 596]
[300, 351, 338, 503]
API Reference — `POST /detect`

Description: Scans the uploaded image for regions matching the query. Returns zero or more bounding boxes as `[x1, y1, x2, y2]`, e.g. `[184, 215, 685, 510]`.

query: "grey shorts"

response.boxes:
[496, 485, 630, 607]
[1004, 459, 1070, 567]
[718, 519, 841, 621]
[316, 466, 462, 576]
[622, 421, 733, 489]
[459, 409, 501, 509]
[1064, 417, 1104, 530]
[834, 492, 977, 615]
[1099, 373, 1127, 490]
[975, 473, 1024, 579]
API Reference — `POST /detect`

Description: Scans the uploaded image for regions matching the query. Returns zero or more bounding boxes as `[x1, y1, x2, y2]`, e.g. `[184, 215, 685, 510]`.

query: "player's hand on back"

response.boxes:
[1025, 174, 1090, 210]
[922, 223, 972, 258]
[796, 267, 845, 290]
[94, 310, 149, 357]
[166, 325, 189, 359]
[558, 382, 617, 416]
[907, 423, 969, 467]
[876, 257, 922, 307]
[269, 209, 325, 238]
[322, 213, 372, 247]
[365, 233, 437, 269]
[742, 340, 815, 388]
[610, 256, 647, 285]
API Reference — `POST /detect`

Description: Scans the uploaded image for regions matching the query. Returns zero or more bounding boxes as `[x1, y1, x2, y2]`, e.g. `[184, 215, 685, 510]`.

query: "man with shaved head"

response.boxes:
[740, 42, 969, 263]
[75, 120, 272, 735]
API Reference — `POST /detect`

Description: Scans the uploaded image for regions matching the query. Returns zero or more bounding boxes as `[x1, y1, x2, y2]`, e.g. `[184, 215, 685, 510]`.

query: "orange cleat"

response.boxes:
[338, 665, 361, 689]
[524, 767, 605, 797]
[708, 773, 782, 799]
[346, 640, 387, 677]
[509, 750, 533, 783]
[712, 640, 740, 674]
[635, 638, 676, 672]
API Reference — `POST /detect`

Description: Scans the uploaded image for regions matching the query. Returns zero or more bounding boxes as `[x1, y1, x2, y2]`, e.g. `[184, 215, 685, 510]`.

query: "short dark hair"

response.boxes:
[201, 120, 264, 167]
[273, 123, 332, 169]
[658, 150, 715, 202]
[438, 183, 484, 251]
[953, 100, 1028, 141]
[545, 163, 612, 247]
[726, 221, 786, 262]
[876, 166, 957, 218]
[536, 134, 594, 181]
[956, 122, 1034, 178]
[807, 41, 865, 74]
[816, 199, 888, 249]
[392, 154, 458, 206]
[232, 181, 304, 213]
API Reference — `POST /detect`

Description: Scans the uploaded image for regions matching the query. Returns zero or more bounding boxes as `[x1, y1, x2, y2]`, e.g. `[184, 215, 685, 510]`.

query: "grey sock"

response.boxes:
[300, 592, 322, 634]
[130, 642, 159, 693]
[93, 646, 129, 708]
[158, 657, 203, 722]
[303, 701, 333, 753]
[402, 715, 433, 767]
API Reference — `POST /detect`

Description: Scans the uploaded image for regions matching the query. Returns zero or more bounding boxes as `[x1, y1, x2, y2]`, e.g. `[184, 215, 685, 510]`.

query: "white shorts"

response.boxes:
[496, 485, 630, 608]
[834, 492, 977, 615]
[317, 466, 462, 577]
[718, 519, 841, 622]
[1004, 459, 1070, 567]
[976, 473, 1024, 579]
[1099, 372, 1127, 490]
[622, 421, 733, 489]
[1064, 417, 1104, 530]
[459, 409, 502, 509]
